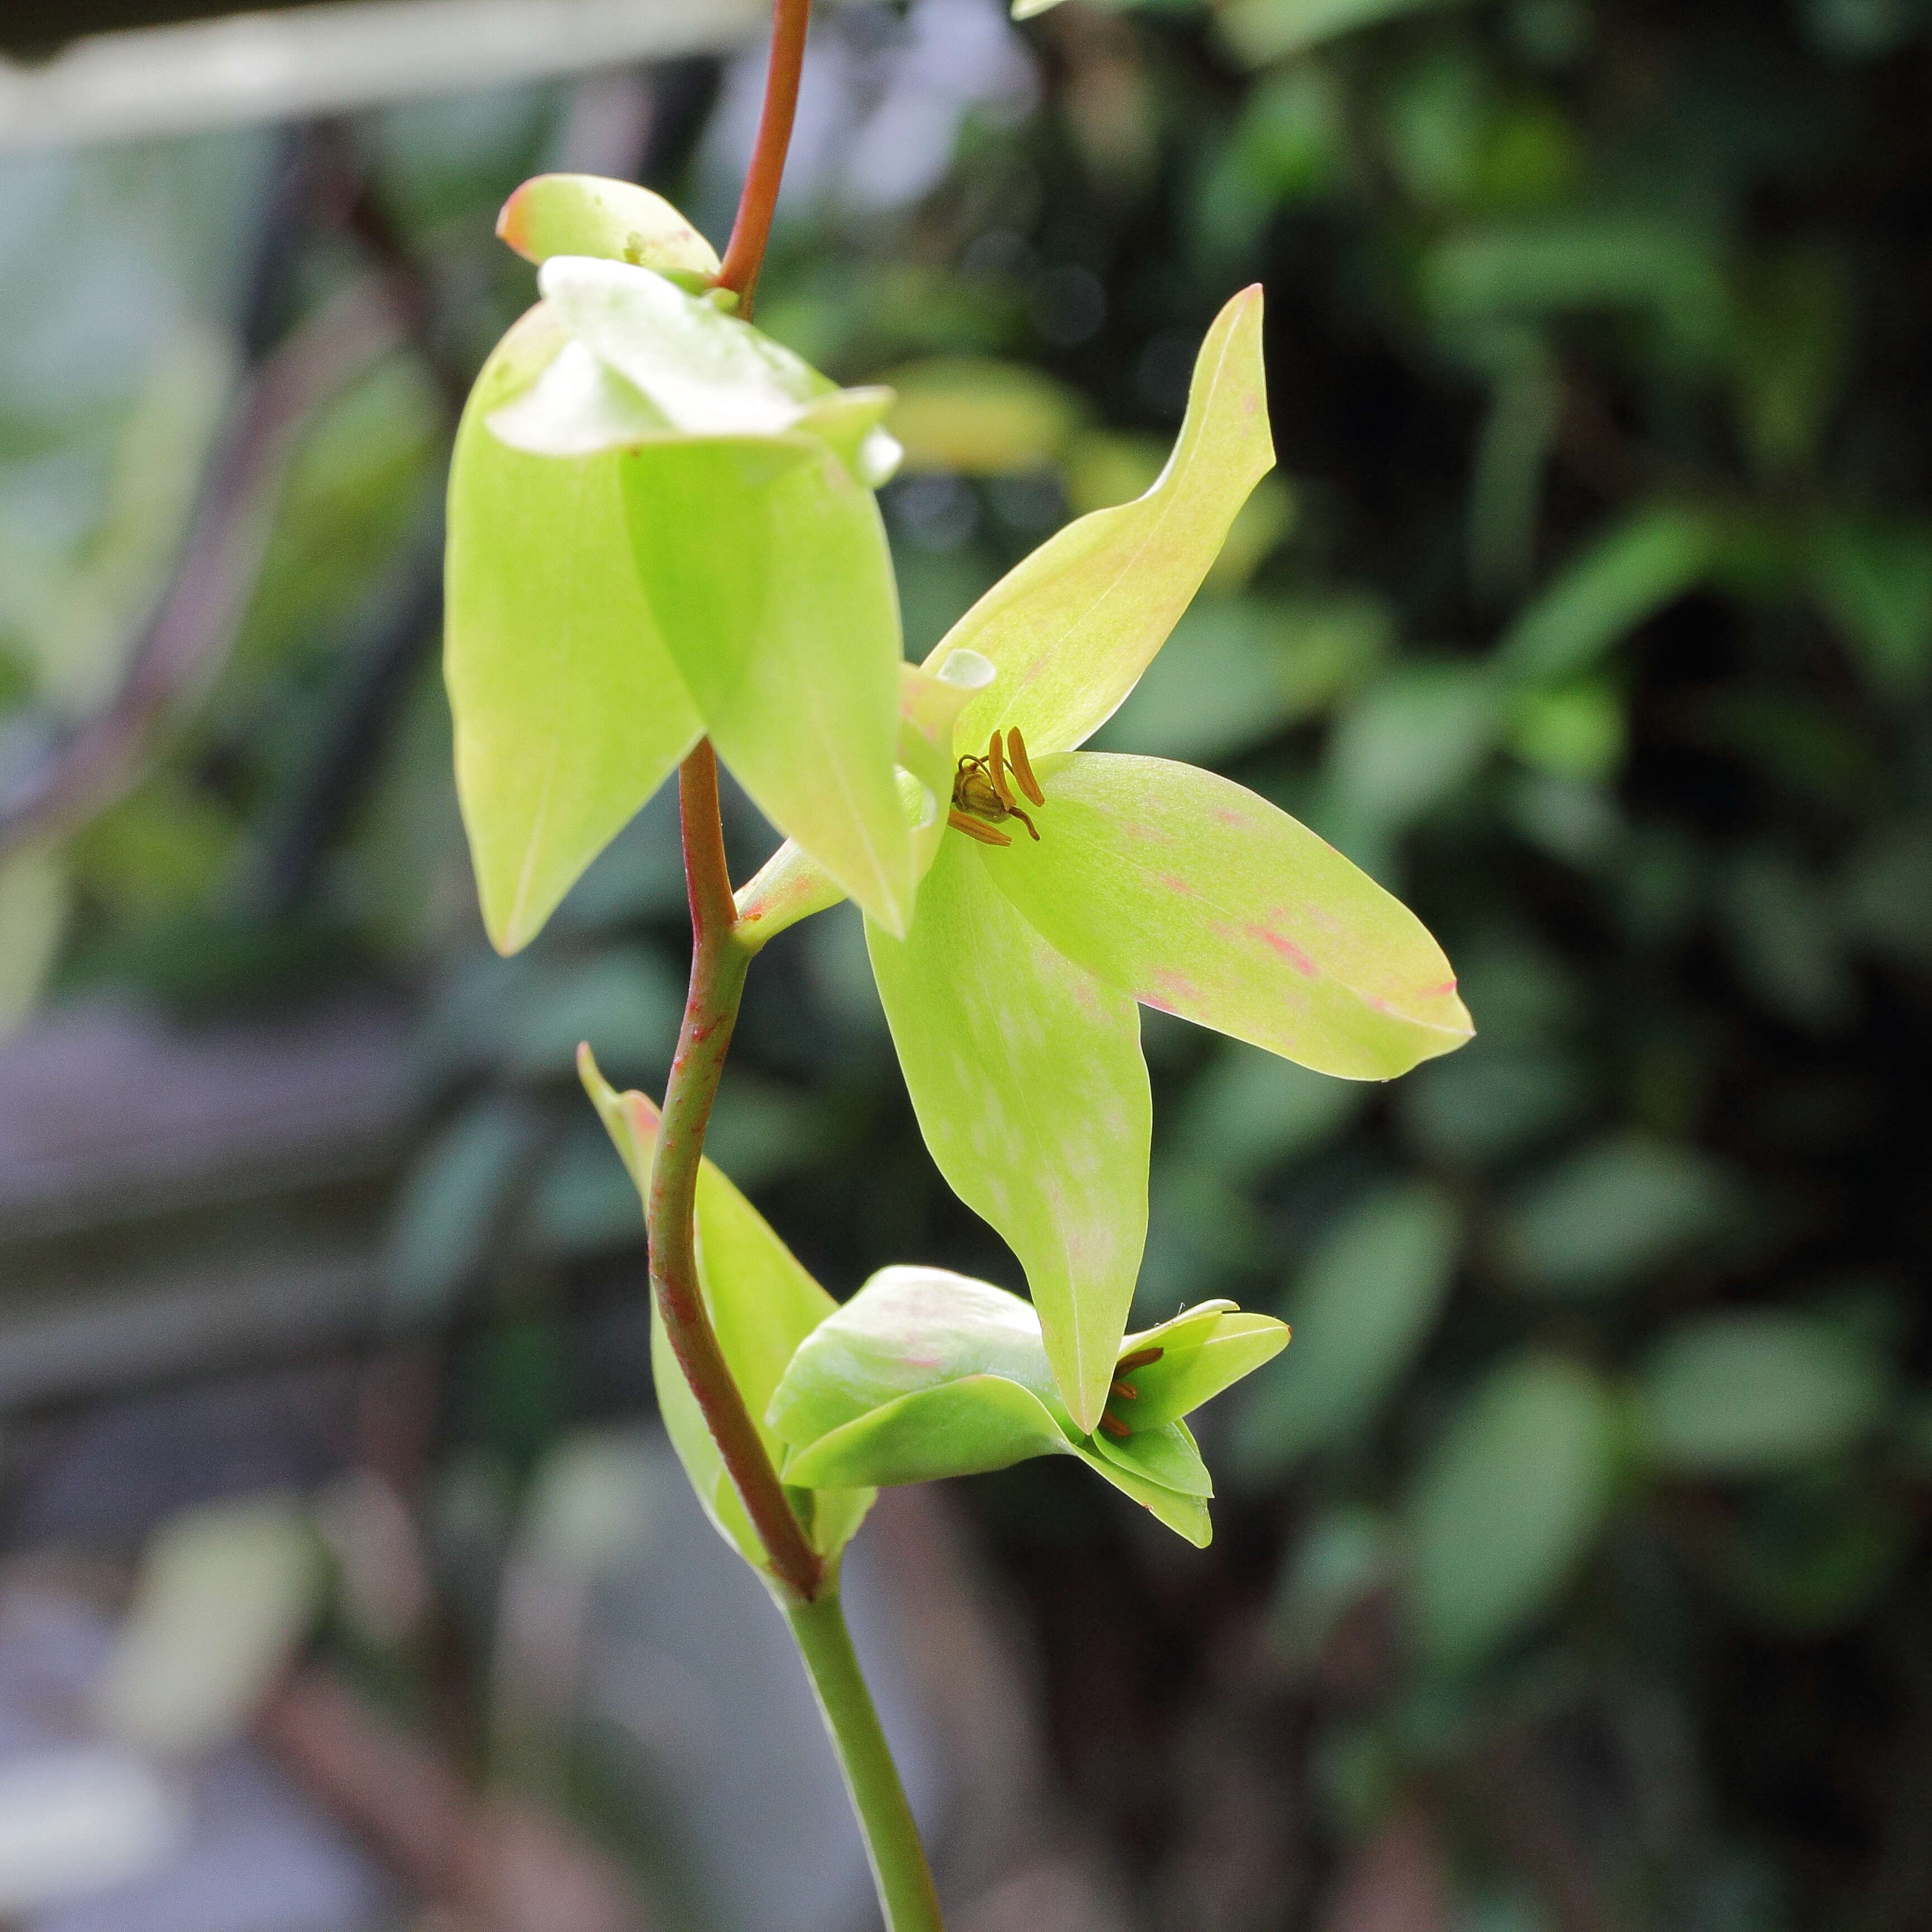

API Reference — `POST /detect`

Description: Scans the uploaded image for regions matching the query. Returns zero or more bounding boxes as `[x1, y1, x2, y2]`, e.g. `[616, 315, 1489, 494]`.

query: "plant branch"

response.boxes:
[648, 743, 822, 1601]
[715, 0, 812, 318]
[783, 1584, 947, 1932]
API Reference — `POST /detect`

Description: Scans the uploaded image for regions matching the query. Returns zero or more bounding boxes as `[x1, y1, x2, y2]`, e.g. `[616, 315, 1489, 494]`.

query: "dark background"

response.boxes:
[2, 1, 1930, 1926]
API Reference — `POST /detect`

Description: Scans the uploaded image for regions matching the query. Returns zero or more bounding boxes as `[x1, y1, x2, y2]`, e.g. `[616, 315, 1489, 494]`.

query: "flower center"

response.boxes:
[1096, 1344, 1164, 1440]
[949, 727, 1045, 847]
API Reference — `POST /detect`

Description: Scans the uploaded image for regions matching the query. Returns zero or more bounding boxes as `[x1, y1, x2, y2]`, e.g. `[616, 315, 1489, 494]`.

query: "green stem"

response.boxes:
[779, 1580, 948, 1932]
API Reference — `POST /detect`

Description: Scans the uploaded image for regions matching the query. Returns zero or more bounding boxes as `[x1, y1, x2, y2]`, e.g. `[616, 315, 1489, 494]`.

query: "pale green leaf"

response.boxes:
[496, 173, 721, 283]
[446, 304, 700, 953]
[580, 1052, 873, 1565]
[866, 835, 1151, 1431]
[985, 752, 1472, 1079]
[625, 437, 916, 933]
[1404, 1353, 1616, 1674]
[933, 284, 1275, 756]
[1636, 1312, 1888, 1476]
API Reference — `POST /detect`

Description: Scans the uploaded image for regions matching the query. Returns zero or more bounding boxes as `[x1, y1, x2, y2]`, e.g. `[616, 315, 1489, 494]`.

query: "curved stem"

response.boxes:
[780, 1581, 947, 1932]
[716, 0, 812, 318]
[645, 5, 948, 1922]
[648, 744, 822, 1602]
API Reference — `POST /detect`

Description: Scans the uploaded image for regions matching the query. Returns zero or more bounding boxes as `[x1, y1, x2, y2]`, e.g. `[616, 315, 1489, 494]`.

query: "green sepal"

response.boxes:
[446, 304, 700, 953]
[864, 836, 1151, 1433]
[934, 283, 1275, 757]
[784, 1376, 1076, 1488]
[579, 1049, 874, 1568]
[1089, 1417, 1213, 1497]
[984, 752, 1474, 1079]
[623, 437, 916, 935]
[496, 173, 721, 286]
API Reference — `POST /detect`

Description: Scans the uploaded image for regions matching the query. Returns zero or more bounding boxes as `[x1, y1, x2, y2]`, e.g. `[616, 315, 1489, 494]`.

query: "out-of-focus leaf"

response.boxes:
[496, 173, 721, 283]
[1325, 661, 1502, 829]
[582, 1055, 874, 1567]
[1215, 0, 1459, 68]
[1841, 821, 1932, 970]
[1730, 248, 1850, 479]
[446, 303, 701, 953]
[1508, 678, 1624, 781]
[1397, 1041, 1589, 1166]
[883, 357, 1083, 474]
[1497, 502, 1721, 683]
[0, 846, 68, 1040]
[1403, 1355, 1616, 1674]
[987, 752, 1472, 1078]
[1177, 1041, 1372, 1182]
[1636, 1311, 1889, 1475]
[1092, 595, 1371, 763]
[386, 1098, 547, 1322]
[1808, 514, 1932, 690]
[1268, 1505, 1398, 1669]
[93, 1495, 320, 1758]
[1426, 219, 1729, 356]
[1721, 850, 1856, 1033]
[865, 835, 1151, 1434]
[1500, 1134, 1744, 1295]
[935, 285, 1274, 757]
[1720, 1474, 1912, 1634]
[1235, 1182, 1461, 1473]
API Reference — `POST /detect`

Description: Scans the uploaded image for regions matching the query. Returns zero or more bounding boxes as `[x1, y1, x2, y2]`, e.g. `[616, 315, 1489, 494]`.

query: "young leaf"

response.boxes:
[985, 752, 1474, 1078]
[934, 283, 1275, 756]
[580, 1050, 873, 1565]
[496, 173, 721, 284]
[446, 305, 700, 953]
[864, 838, 1152, 1433]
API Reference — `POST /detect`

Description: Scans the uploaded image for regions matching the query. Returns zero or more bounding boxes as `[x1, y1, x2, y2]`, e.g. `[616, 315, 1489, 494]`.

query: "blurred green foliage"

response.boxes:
[6, 0, 1932, 1922]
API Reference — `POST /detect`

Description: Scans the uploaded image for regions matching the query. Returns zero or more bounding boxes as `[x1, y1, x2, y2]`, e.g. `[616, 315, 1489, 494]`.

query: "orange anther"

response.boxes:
[948, 809, 1011, 846]
[1006, 726, 1044, 807]
[1098, 1414, 1131, 1439]
[1115, 1346, 1164, 1372]
[1110, 1379, 1139, 1401]
[988, 730, 1016, 810]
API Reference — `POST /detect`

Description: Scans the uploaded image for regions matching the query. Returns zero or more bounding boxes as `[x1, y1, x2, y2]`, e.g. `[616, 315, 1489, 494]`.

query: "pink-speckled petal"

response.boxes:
[865, 834, 1152, 1433]
[982, 753, 1474, 1080]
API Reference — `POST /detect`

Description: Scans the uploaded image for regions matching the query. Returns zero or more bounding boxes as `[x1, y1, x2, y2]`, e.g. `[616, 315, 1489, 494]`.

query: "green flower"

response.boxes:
[768, 1266, 1290, 1547]
[446, 174, 916, 953]
[739, 287, 1474, 1432]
